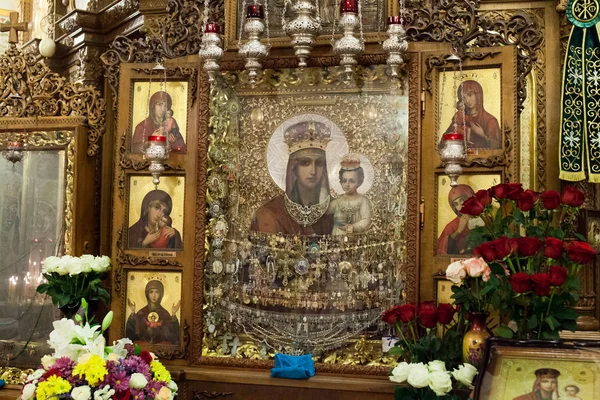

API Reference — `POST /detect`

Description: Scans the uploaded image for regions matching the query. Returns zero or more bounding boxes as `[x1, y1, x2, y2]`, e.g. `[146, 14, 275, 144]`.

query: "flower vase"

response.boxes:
[59, 301, 81, 319]
[462, 312, 490, 367]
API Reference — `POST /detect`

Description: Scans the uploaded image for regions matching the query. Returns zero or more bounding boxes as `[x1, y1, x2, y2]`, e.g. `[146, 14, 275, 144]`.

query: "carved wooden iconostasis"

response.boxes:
[0, 31, 106, 388]
[100, 0, 562, 399]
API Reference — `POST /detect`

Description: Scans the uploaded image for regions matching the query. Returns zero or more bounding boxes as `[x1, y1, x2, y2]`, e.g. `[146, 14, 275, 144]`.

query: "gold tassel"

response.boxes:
[559, 171, 586, 181]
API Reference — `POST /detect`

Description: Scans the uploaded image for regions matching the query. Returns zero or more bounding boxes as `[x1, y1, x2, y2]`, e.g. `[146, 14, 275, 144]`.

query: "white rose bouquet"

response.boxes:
[36, 255, 111, 313]
[20, 300, 178, 400]
[389, 360, 477, 399]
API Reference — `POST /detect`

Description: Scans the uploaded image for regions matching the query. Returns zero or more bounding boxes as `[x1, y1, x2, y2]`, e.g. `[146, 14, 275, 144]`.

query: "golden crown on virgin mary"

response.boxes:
[283, 120, 332, 153]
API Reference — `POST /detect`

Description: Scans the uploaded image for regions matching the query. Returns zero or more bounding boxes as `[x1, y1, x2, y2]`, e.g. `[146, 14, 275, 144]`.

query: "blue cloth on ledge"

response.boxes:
[0, 379, 5, 388]
[270, 353, 315, 379]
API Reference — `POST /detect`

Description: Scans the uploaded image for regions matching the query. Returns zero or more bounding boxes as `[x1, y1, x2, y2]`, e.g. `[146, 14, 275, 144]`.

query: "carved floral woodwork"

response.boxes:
[0, 44, 106, 156]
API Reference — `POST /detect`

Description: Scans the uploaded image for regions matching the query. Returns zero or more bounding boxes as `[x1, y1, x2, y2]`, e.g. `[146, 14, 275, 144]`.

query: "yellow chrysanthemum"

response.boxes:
[72, 354, 108, 387]
[150, 360, 171, 382]
[36, 375, 72, 400]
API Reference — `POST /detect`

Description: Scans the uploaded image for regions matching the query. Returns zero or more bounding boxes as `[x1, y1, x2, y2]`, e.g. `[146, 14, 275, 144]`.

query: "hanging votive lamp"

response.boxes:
[239, 4, 269, 86]
[382, 16, 408, 78]
[439, 132, 466, 187]
[145, 134, 170, 187]
[199, 23, 223, 84]
[284, 0, 321, 68]
[333, 0, 364, 78]
[2, 134, 26, 164]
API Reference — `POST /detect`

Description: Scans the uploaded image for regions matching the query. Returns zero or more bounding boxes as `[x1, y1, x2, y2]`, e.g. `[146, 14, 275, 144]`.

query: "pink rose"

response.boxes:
[446, 260, 467, 285]
[481, 265, 493, 282]
[464, 257, 489, 278]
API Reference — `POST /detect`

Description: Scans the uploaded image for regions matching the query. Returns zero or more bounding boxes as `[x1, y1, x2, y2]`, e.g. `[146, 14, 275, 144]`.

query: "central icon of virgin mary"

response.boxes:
[251, 115, 348, 235]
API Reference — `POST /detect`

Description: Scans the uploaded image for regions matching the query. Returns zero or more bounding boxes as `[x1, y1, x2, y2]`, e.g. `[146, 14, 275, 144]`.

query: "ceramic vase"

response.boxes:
[462, 312, 490, 367]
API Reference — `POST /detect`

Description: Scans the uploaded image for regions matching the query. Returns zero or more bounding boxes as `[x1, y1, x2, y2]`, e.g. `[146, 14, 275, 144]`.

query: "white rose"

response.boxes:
[427, 360, 447, 372]
[21, 383, 36, 400]
[445, 260, 467, 285]
[407, 363, 430, 388]
[452, 363, 478, 388]
[71, 385, 92, 400]
[26, 369, 45, 383]
[55, 256, 70, 276]
[389, 361, 411, 384]
[428, 370, 453, 396]
[168, 380, 178, 393]
[41, 355, 56, 370]
[42, 256, 60, 273]
[67, 258, 83, 276]
[106, 352, 121, 362]
[156, 386, 173, 400]
[79, 255, 94, 273]
[129, 373, 148, 389]
[92, 256, 111, 273]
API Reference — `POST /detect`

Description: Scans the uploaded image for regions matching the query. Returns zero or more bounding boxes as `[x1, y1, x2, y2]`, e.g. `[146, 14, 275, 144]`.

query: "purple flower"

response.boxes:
[146, 380, 166, 399]
[130, 389, 146, 400]
[109, 370, 130, 392]
[122, 356, 150, 375]
[125, 343, 136, 357]
[54, 357, 75, 375]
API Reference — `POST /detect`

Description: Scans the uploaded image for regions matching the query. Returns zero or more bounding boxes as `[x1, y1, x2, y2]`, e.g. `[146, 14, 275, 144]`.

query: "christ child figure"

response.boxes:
[328, 154, 372, 235]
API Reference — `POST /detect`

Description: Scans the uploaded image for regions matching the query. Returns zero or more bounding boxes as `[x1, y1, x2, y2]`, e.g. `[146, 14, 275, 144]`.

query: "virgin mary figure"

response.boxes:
[251, 120, 334, 235]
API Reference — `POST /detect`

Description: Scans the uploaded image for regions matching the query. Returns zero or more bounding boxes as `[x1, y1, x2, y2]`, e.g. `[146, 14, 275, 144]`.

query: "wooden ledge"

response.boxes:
[180, 366, 395, 393]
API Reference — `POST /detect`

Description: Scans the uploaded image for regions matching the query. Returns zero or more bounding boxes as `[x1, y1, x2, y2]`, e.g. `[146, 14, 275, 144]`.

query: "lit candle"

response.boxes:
[205, 23, 221, 34]
[387, 16, 402, 25]
[246, 4, 264, 19]
[8, 276, 17, 303]
[340, 0, 358, 13]
[442, 132, 464, 141]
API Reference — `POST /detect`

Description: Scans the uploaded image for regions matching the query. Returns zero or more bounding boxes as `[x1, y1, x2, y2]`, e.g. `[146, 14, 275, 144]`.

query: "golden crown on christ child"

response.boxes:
[284, 120, 332, 153]
[340, 154, 361, 170]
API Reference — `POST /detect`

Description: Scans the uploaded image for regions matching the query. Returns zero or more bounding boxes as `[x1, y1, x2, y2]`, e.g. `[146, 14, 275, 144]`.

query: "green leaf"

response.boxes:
[574, 233, 586, 241]
[36, 283, 50, 293]
[134, 344, 141, 356]
[562, 320, 577, 332]
[527, 314, 538, 329]
[494, 325, 514, 338]
[554, 308, 579, 320]
[388, 346, 404, 355]
[395, 387, 415, 400]
[545, 316, 560, 330]
[542, 330, 560, 339]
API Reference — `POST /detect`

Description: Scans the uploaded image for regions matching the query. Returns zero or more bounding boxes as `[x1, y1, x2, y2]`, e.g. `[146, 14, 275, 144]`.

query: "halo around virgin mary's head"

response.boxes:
[267, 114, 349, 191]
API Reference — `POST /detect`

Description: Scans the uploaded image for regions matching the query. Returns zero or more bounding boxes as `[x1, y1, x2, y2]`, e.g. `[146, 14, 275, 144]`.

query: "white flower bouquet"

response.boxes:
[36, 255, 111, 312]
[389, 360, 477, 399]
[21, 300, 178, 400]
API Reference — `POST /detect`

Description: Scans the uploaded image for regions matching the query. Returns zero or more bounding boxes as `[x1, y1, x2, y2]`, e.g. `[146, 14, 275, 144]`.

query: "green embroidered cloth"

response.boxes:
[560, 0, 600, 182]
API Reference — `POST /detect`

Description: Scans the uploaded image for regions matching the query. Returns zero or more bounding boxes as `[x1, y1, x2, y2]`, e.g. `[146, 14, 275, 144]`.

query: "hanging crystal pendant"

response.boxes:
[145, 134, 170, 187]
[333, 0, 363, 77]
[284, 0, 321, 68]
[2, 134, 26, 164]
[239, 4, 270, 86]
[199, 23, 224, 84]
[440, 132, 466, 187]
[382, 16, 408, 78]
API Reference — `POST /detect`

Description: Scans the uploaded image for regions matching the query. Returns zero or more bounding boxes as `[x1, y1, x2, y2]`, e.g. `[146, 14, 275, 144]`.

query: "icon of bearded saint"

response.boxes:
[251, 120, 334, 235]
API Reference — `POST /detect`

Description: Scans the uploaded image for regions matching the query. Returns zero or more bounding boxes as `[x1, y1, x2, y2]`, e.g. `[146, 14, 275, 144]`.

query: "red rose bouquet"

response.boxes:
[449, 183, 595, 339]
[382, 302, 463, 365]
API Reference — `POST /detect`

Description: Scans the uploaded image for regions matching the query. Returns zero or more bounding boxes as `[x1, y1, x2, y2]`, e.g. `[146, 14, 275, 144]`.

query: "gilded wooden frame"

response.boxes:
[190, 51, 420, 374]
[475, 338, 600, 400]
[224, 0, 398, 49]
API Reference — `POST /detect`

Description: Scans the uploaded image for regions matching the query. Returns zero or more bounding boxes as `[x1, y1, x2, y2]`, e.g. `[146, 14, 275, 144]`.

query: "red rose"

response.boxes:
[475, 189, 492, 206]
[490, 184, 510, 199]
[140, 350, 153, 365]
[517, 190, 536, 211]
[509, 272, 531, 293]
[418, 301, 439, 328]
[397, 303, 417, 323]
[531, 272, 552, 296]
[491, 237, 513, 259]
[461, 197, 485, 216]
[544, 237, 564, 259]
[566, 241, 597, 264]
[382, 305, 402, 325]
[437, 303, 457, 325]
[474, 242, 497, 262]
[114, 389, 131, 400]
[549, 265, 568, 286]
[561, 186, 585, 207]
[517, 237, 543, 257]
[508, 238, 520, 254]
[506, 183, 525, 201]
[540, 190, 561, 210]
[41, 368, 61, 380]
